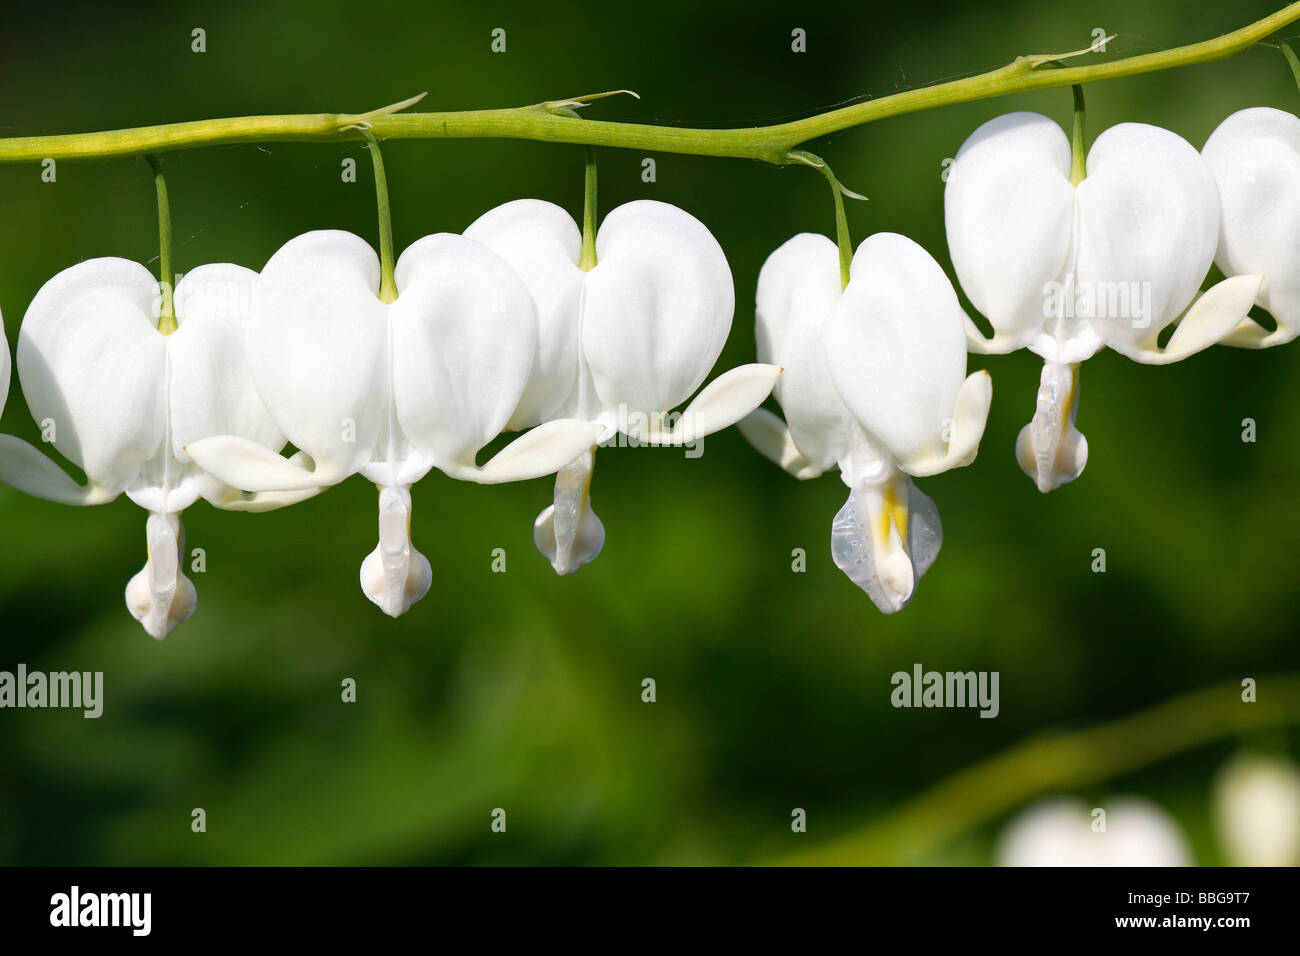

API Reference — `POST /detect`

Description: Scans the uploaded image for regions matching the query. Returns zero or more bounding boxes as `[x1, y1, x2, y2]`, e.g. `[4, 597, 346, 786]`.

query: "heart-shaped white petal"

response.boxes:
[391, 233, 541, 471]
[945, 112, 1076, 353]
[3, 261, 288, 511]
[753, 232, 851, 472]
[17, 258, 167, 494]
[170, 264, 282, 463]
[463, 199, 586, 426]
[824, 233, 970, 470]
[1202, 107, 1300, 347]
[582, 200, 735, 418]
[247, 230, 391, 482]
[1076, 122, 1220, 354]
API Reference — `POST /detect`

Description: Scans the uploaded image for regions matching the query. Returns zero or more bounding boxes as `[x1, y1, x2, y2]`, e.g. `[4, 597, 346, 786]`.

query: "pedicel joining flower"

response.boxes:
[945, 112, 1262, 492]
[739, 231, 991, 614]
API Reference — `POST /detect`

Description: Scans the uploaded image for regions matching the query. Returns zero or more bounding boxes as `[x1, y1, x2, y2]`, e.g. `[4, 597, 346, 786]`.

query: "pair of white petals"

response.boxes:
[185, 229, 606, 617]
[740, 232, 991, 614]
[946, 112, 1263, 492]
[463, 199, 780, 575]
[0, 261, 317, 637]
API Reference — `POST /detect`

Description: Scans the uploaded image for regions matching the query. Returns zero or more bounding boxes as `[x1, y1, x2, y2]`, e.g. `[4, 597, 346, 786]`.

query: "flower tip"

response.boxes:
[360, 545, 432, 617]
[534, 491, 605, 576]
[360, 487, 432, 617]
[125, 566, 197, 639]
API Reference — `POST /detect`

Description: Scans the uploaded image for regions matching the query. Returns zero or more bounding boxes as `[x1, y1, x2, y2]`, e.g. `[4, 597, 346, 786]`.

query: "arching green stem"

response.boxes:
[579, 146, 598, 271]
[3, 7, 1297, 165]
[789, 149, 862, 290]
[145, 155, 176, 334]
[360, 130, 397, 303]
[1070, 84, 1087, 186]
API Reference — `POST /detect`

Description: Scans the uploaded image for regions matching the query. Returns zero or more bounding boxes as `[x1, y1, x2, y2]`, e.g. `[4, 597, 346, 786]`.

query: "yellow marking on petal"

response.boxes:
[881, 481, 909, 544]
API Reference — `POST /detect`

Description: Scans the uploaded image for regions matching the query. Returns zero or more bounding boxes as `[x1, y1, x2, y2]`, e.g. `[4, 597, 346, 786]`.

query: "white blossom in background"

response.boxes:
[946, 113, 1261, 492]
[1202, 107, 1300, 348]
[1214, 753, 1300, 867]
[0, 310, 9, 419]
[0, 260, 316, 638]
[187, 231, 602, 616]
[466, 200, 779, 575]
[739, 232, 991, 614]
[998, 796, 1192, 867]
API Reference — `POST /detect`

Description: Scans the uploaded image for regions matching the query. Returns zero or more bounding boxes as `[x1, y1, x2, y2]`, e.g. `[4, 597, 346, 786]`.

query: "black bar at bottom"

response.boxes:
[0, 865, 1289, 941]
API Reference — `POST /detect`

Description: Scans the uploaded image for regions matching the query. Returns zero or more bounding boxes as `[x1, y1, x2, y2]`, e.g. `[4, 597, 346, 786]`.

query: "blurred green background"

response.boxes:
[0, 0, 1297, 865]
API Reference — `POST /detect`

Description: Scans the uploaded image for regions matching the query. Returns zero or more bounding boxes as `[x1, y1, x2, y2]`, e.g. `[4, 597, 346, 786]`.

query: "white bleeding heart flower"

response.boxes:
[1202, 107, 1300, 349]
[738, 232, 991, 614]
[1214, 753, 1300, 867]
[187, 230, 604, 615]
[0, 259, 313, 638]
[946, 112, 1262, 492]
[465, 199, 780, 575]
[998, 797, 1192, 867]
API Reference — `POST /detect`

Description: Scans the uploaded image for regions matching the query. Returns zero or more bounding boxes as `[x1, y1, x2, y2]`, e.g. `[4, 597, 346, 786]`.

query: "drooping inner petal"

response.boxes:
[125, 511, 197, 639]
[359, 485, 432, 617]
[831, 430, 943, 614]
[533, 448, 604, 575]
[1015, 360, 1089, 493]
[831, 470, 943, 616]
